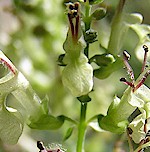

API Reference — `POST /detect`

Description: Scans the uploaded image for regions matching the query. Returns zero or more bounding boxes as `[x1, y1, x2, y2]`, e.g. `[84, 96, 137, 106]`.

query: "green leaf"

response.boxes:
[28, 114, 65, 130]
[63, 127, 74, 141]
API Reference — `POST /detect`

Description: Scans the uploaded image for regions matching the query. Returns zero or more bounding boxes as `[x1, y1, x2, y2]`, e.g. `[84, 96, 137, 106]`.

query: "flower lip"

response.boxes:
[0, 58, 16, 75]
[0, 51, 18, 83]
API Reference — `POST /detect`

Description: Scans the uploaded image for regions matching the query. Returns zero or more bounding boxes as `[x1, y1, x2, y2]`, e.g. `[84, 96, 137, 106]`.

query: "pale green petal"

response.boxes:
[0, 106, 23, 144]
[62, 62, 93, 97]
[128, 113, 146, 143]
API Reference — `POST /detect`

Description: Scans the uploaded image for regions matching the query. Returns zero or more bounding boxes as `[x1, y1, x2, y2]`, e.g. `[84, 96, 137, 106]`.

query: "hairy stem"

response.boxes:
[76, 103, 87, 152]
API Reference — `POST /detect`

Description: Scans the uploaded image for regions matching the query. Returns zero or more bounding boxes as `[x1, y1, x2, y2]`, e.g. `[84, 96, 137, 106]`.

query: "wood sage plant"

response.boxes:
[1, 0, 150, 152]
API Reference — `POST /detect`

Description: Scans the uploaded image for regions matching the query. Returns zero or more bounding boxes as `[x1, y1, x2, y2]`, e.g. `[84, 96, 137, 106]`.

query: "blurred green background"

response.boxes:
[0, 0, 150, 151]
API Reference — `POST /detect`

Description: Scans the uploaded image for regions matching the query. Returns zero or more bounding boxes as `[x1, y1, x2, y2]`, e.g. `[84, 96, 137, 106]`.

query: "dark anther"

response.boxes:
[74, 2, 79, 10]
[120, 77, 127, 82]
[37, 141, 45, 150]
[69, 4, 74, 10]
[143, 45, 149, 52]
[141, 45, 149, 72]
[73, 11, 78, 17]
[127, 127, 133, 135]
[120, 77, 134, 88]
[123, 50, 130, 60]
[146, 130, 150, 137]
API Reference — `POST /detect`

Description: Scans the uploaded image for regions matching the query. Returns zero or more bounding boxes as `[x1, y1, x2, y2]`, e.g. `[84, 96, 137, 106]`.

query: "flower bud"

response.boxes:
[91, 8, 106, 20]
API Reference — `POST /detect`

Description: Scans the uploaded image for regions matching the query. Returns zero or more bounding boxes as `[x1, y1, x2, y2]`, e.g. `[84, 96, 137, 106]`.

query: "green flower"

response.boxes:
[99, 46, 150, 138]
[62, 2, 93, 97]
[0, 51, 64, 144]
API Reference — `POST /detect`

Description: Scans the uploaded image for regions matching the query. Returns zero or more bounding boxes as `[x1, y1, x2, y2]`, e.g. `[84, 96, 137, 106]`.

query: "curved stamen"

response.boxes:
[67, 2, 80, 42]
[123, 51, 135, 82]
[141, 45, 149, 72]
[120, 77, 134, 88]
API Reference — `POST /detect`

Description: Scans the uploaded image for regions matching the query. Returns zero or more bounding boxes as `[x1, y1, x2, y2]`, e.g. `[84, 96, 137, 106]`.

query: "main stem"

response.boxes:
[76, 103, 87, 152]
[76, 2, 90, 151]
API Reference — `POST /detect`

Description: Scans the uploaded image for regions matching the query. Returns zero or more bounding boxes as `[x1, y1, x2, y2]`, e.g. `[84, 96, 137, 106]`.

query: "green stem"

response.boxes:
[107, 0, 126, 55]
[76, 103, 87, 152]
[84, 1, 91, 58]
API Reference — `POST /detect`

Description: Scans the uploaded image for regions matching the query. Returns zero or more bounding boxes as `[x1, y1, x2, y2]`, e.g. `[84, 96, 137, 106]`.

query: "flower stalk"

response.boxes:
[77, 103, 87, 152]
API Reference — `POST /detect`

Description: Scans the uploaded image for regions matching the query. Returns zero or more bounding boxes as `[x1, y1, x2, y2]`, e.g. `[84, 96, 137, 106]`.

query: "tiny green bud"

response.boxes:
[84, 29, 97, 44]
[91, 8, 106, 20]
[93, 56, 123, 79]
[90, 54, 115, 66]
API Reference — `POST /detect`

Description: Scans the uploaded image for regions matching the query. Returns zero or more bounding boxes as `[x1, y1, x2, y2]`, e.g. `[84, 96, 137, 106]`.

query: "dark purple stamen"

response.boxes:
[67, 2, 80, 43]
[68, 13, 75, 37]
[141, 45, 149, 72]
[37, 141, 45, 151]
[121, 45, 150, 92]
[120, 78, 134, 88]
[75, 15, 79, 41]
[123, 51, 135, 82]
[69, 4, 74, 10]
